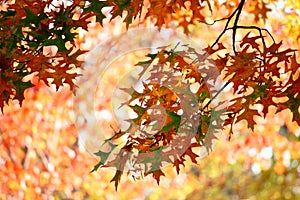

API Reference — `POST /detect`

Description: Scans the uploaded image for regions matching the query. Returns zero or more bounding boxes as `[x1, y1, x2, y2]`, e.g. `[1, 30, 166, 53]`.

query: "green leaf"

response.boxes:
[91, 151, 109, 172]
[249, 82, 269, 102]
[90, 162, 102, 173]
[84, 0, 109, 25]
[12, 77, 34, 106]
[91, 142, 117, 172]
[199, 91, 209, 102]
[130, 105, 147, 123]
[52, 26, 76, 42]
[22, 8, 46, 28]
[44, 37, 68, 52]
[5, 37, 20, 57]
[0, 10, 16, 18]
[161, 110, 181, 132]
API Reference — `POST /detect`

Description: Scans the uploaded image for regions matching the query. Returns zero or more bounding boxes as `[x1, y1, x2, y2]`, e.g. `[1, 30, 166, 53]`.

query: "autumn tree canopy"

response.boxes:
[1, 0, 300, 191]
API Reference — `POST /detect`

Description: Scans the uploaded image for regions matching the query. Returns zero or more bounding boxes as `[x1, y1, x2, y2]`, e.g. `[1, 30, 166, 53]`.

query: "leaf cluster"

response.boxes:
[89, 0, 300, 190]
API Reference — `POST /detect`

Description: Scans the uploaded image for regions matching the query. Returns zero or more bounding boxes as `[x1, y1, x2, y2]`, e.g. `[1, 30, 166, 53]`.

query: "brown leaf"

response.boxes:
[145, 169, 165, 185]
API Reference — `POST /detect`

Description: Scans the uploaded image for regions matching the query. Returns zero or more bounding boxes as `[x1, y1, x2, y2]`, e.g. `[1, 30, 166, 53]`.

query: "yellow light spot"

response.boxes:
[32, 127, 38, 134]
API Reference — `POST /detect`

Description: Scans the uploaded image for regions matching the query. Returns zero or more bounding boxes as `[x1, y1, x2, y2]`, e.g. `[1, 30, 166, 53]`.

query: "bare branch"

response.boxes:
[232, 0, 246, 55]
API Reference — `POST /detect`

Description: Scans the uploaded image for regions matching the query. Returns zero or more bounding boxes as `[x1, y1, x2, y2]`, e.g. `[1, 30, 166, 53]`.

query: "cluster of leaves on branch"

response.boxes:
[1, 0, 300, 191]
[90, 0, 300, 190]
[0, 0, 278, 111]
[91, 44, 225, 190]
[85, 0, 274, 33]
[96, 38, 300, 189]
[0, 0, 94, 111]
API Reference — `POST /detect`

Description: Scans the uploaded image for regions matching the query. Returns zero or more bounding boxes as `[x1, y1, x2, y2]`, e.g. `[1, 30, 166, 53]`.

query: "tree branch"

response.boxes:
[201, 80, 232, 111]
[232, 0, 246, 55]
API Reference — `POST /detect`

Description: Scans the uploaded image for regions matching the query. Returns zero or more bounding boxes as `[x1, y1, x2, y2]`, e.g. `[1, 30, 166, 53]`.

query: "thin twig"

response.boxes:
[228, 25, 276, 64]
[232, 0, 246, 55]
[211, 2, 240, 48]
[198, 16, 231, 26]
[234, 25, 276, 44]
[202, 80, 232, 111]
